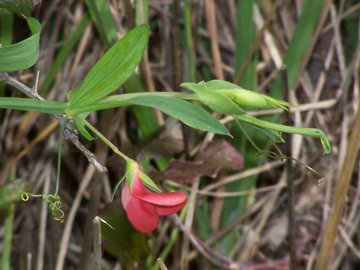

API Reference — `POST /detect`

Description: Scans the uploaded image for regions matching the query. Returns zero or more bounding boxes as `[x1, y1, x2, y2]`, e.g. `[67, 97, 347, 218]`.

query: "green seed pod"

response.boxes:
[220, 89, 290, 110]
[180, 81, 244, 115]
[204, 80, 290, 110]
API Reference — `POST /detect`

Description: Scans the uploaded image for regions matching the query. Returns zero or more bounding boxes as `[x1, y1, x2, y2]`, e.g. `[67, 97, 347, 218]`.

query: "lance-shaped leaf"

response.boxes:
[84, 0, 117, 48]
[68, 94, 229, 136]
[0, 16, 41, 72]
[68, 24, 150, 107]
[0, 97, 67, 114]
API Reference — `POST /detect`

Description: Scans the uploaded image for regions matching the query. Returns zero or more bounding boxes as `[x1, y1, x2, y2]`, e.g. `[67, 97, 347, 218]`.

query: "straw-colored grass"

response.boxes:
[0, 1, 359, 269]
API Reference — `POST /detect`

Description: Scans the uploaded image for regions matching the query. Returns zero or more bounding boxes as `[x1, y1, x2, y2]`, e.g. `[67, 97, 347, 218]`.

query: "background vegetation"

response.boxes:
[0, 0, 359, 269]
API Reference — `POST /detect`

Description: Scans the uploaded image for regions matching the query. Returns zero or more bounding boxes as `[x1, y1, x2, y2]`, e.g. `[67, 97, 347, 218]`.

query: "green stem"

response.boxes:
[1, 170, 16, 270]
[70, 92, 197, 115]
[54, 117, 68, 196]
[148, 204, 188, 270]
[184, 0, 196, 82]
[236, 114, 331, 154]
[82, 119, 131, 161]
[1, 204, 14, 270]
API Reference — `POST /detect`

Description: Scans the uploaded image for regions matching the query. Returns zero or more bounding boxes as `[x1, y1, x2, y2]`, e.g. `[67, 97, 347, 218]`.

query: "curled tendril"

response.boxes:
[21, 192, 30, 201]
[45, 195, 64, 222]
[262, 143, 324, 182]
[20, 192, 64, 223]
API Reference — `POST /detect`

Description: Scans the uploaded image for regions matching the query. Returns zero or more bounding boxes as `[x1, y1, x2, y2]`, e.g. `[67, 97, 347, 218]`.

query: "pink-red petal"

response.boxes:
[131, 177, 187, 207]
[123, 194, 160, 233]
[121, 183, 132, 209]
[155, 199, 187, 215]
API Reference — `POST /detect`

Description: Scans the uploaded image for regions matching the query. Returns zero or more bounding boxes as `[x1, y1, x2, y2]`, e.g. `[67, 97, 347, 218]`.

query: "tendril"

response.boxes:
[20, 192, 64, 222]
[234, 120, 324, 182]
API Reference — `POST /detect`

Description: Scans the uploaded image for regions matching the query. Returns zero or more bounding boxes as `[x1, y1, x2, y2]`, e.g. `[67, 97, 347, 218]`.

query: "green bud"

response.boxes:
[125, 159, 161, 192]
[125, 159, 139, 188]
[220, 89, 290, 110]
[182, 80, 290, 112]
[180, 81, 244, 115]
[204, 80, 290, 110]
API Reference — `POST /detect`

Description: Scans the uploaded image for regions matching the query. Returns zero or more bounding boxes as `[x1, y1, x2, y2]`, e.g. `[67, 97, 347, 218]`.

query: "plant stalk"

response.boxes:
[82, 119, 130, 162]
[281, 66, 296, 270]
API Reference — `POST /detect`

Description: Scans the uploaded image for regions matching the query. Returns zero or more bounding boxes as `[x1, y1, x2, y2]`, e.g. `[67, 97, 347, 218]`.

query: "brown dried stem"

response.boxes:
[0, 72, 107, 173]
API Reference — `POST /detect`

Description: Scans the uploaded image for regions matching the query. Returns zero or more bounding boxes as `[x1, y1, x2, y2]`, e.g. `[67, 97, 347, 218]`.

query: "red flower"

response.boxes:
[122, 171, 187, 233]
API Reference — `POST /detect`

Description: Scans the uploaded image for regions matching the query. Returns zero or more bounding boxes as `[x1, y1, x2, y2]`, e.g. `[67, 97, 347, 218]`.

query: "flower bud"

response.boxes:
[122, 159, 187, 233]
[218, 89, 290, 110]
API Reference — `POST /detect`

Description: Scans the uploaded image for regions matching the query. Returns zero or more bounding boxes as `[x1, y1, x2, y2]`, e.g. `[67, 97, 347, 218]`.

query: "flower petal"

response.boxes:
[122, 186, 159, 233]
[155, 199, 187, 215]
[131, 177, 187, 207]
[121, 183, 131, 209]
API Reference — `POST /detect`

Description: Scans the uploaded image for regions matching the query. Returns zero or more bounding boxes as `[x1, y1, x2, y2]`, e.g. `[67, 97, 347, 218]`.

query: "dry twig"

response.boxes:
[0, 72, 107, 173]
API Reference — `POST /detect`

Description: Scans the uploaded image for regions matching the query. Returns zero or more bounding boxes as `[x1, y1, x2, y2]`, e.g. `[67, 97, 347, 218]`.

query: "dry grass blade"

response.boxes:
[1, 1, 359, 269]
[93, 217, 102, 270]
[315, 98, 360, 269]
[205, 0, 224, 80]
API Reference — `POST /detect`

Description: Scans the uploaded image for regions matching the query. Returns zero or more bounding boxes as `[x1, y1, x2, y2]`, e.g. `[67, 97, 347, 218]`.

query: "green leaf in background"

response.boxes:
[124, 75, 159, 139]
[69, 94, 229, 136]
[84, 0, 160, 140]
[68, 24, 150, 107]
[0, 0, 39, 15]
[218, 0, 257, 253]
[84, 0, 118, 48]
[0, 8, 13, 97]
[100, 205, 150, 269]
[0, 16, 41, 72]
[0, 179, 26, 209]
[0, 97, 67, 114]
[40, 14, 89, 95]
[0, 8, 13, 46]
[270, 0, 326, 100]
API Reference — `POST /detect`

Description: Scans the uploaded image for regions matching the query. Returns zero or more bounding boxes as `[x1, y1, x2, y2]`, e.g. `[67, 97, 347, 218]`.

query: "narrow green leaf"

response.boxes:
[0, 8, 13, 46]
[270, 0, 326, 99]
[68, 24, 150, 106]
[0, 97, 66, 114]
[183, 0, 196, 82]
[123, 75, 159, 138]
[0, 0, 37, 15]
[0, 8, 13, 97]
[226, 0, 258, 235]
[234, 0, 257, 88]
[84, 0, 160, 140]
[127, 96, 229, 135]
[73, 116, 95, 141]
[0, 16, 41, 72]
[84, 0, 118, 48]
[40, 14, 89, 95]
[69, 94, 229, 136]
